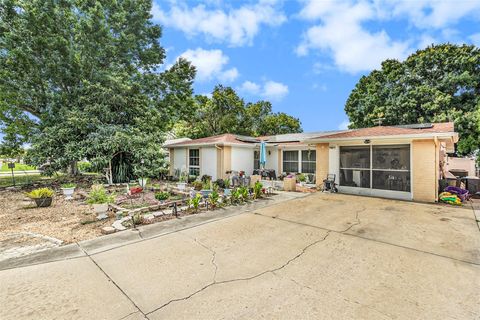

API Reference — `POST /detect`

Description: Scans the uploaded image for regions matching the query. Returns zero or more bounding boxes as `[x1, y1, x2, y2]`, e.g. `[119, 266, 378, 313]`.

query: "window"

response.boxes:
[254, 150, 260, 170]
[372, 145, 410, 192]
[339, 146, 371, 188]
[283, 151, 299, 173]
[189, 149, 200, 176]
[301, 150, 316, 174]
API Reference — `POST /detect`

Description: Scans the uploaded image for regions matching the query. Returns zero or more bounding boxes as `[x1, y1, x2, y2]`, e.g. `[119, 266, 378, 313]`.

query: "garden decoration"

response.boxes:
[27, 188, 54, 207]
[60, 183, 76, 200]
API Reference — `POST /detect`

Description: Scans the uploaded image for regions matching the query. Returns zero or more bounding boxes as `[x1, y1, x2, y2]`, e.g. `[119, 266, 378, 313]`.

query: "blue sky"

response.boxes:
[152, 0, 480, 132]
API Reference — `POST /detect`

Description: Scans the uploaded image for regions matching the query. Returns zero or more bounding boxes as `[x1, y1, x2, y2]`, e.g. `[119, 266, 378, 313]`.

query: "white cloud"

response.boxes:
[297, 0, 410, 73]
[152, 1, 286, 47]
[338, 120, 351, 130]
[381, 0, 480, 29]
[239, 80, 289, 101]
[178, 48, 238, 83]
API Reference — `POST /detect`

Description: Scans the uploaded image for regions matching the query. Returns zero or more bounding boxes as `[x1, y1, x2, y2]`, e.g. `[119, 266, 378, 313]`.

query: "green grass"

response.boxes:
[0, 163, 37, 172]
[0, 174, 46, 187]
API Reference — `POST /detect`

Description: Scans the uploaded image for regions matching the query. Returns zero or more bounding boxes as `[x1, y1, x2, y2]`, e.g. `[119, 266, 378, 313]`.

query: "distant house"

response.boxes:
[165, 122, 458, 203]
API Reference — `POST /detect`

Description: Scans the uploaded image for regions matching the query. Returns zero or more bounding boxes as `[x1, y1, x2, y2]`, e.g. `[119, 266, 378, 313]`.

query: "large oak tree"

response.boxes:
[0, 0, 195, 180]
[345, 44, 480, 155]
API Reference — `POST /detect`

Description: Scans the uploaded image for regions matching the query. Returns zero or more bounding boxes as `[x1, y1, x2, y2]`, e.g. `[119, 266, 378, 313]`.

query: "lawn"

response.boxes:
[0, 174, 46, 188]
[0, 163, 37, 172]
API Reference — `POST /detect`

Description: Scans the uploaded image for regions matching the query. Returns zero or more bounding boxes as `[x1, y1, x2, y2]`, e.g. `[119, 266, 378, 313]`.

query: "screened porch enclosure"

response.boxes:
[339, 144, 411, 193]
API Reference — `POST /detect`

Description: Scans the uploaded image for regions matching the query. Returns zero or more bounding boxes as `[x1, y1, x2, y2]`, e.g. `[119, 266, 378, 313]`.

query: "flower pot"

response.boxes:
[200, 189, 212, 197]
[138, 178, 148, 188]
[177, 182, 187, 190]
[93, 203, 109, 214]
[223, 188, 231, 196]
[34, 197, 52, 208]
[61, 187, 75, 200]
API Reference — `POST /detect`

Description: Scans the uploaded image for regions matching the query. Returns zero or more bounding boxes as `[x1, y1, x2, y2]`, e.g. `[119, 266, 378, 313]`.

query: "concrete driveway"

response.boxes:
[1, 192, 479, 319]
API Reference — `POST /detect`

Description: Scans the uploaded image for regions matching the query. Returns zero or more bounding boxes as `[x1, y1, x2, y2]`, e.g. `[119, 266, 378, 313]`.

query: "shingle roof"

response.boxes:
[164, 133, 255, 147]
[310, 122, 454, 140]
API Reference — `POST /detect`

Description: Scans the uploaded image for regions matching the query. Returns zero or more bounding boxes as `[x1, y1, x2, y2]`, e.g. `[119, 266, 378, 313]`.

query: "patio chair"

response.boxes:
[322, 174, 338, 193]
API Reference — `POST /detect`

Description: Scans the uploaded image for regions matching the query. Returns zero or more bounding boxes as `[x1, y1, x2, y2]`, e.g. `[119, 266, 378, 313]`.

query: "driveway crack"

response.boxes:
[146, 231, 331, 315]
[339, 207, 365, 233]
[179, 233, 218, 282]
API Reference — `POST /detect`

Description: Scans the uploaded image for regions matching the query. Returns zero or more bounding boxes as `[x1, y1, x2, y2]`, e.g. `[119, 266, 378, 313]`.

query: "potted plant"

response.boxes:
[192, 181, 203, 191]
[200, 179, 213, 197]
[138, 177, 148, 188]
[27, 188, 54, 207]
[223, 178, 231, 196]
[177, 171, 188, 190]
[297, 173, 306, 186]
[60, 183, 76, 200]
[86, 185, 115, 219]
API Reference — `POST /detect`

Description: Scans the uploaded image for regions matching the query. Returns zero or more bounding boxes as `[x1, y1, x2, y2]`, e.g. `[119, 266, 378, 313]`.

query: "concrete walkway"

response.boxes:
[1, 192, 479, 319]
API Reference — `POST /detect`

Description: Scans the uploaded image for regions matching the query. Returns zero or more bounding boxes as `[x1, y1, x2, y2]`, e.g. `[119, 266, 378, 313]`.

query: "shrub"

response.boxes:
[297, 173, 306, 183]
[188, 193, 202, 213]
[61, 183, 76, 189]
[192, 181, 203, 191]
[155, 191, 169, 201]
[213, 179, 225, 189]
[253, 181, 263, 199]
[27, 188, 54, 199]
[208, 190, 220, 209]
[202, 179, 212, 190]
[223, 178, 231, 189]
[238, 186, 249, 202]
[200, 174, 212, 183]
[78, 161, 94, 173]
[86, 185, 115, 204]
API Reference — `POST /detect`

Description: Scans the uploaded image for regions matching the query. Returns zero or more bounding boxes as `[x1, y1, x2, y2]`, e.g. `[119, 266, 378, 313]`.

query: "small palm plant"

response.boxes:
[208, 190, 220, 209]
[188, 193, 202, 213]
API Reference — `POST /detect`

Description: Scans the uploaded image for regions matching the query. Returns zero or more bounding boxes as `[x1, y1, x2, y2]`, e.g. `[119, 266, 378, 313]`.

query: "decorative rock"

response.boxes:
[143, 214, 155, 223]
[115, 212, 124, 220]
[112, 220, 127, 231]
[96, 213, 108, 221]
[101, 227, 116, 235]
[152, 211, 164, 218]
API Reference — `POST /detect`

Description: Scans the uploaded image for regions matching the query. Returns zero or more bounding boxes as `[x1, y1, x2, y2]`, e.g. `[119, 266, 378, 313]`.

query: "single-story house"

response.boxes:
[164, 122, 458, 203]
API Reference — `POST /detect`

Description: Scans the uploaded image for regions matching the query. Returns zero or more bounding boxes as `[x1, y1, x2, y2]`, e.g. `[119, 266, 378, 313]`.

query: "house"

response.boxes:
[165, 122, 458, 203]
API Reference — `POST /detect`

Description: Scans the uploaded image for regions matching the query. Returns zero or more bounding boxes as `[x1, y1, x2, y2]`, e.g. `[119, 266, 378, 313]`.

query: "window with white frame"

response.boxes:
[283, 150, 299, 173]
[301, 150, 316, 174]
[189, 149, 200, 176]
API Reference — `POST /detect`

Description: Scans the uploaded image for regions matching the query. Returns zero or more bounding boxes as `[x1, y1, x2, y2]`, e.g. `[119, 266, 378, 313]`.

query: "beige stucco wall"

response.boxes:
[412, 139, 437, 202]
[223, 146, 232, 178]
[169, 148, 174, 175]
[315, 143, 329, 187]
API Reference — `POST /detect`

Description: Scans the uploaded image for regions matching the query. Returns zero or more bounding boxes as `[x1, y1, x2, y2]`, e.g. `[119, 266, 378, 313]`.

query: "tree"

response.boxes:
[345, 44, 480, 155]
[174, 85, 302, 138]
[0, 0, 195, 180]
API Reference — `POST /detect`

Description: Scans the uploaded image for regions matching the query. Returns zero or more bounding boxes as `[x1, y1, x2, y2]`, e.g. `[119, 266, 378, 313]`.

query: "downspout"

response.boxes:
[215, 144, 222, 179]
[436, 138, 438, 202]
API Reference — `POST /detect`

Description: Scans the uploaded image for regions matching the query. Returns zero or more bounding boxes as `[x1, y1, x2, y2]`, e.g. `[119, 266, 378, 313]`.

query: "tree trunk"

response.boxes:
[68, 161, 79, 176]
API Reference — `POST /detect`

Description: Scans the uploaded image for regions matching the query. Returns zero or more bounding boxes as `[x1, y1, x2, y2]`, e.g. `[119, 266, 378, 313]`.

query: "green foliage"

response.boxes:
[192, 181, 203, 191]
[207, 190, 220, 209]
[86, 185, 115, 205]
[154, 191, 169, 201]
[77, 162, 94, 173]
[230, 188, 241, 205]
[27, 188, 54, 199]
[297, 173, 306, 183]
[60, 183, 76, 189]
[173, 85, 302, 138]
[345, 44, 480, 155]
[0, 0, 195, 177]
[188, 193, 202, 212]
[223, 178, 231, 189]
[253, 181, 263, 199]
[237, 186, 249, 202]
[202, 179, 212, 190]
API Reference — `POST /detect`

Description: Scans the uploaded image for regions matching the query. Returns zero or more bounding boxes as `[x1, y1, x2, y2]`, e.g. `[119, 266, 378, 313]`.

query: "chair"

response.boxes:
[322, 174, 338, 193]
